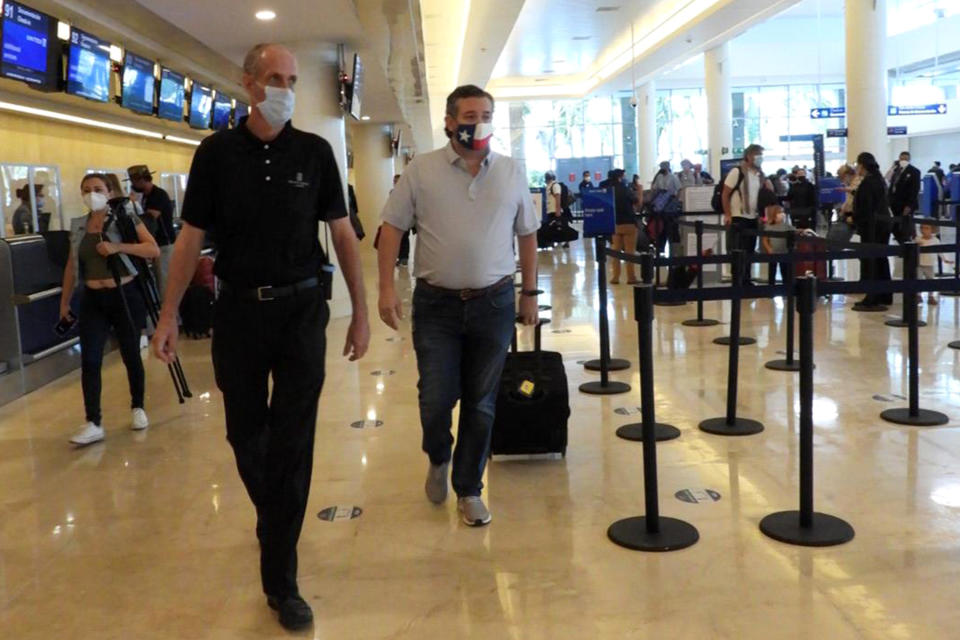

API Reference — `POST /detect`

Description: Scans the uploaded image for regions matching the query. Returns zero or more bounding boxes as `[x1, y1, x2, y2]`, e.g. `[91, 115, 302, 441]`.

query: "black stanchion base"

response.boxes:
[699, 416, 765, 436]
[579, 380, 631, 395]
[682, 318, 720, 327]
[713, 336, 757, 346]
[616, 422, 682, 442]
[884, 318, 928, 328]
[852, 303, 889, 313]
[759, 511, 855, 547]
[826, 277, 845, 282]
[939, 290, 960, 297]
[879, 407, 950, 426]
[583, 358, 631, 372]
[654, 300, 687, 307]
[764, 358, 801, 372]
[607, 516, 699, 552]
[950, 340, 960, 350]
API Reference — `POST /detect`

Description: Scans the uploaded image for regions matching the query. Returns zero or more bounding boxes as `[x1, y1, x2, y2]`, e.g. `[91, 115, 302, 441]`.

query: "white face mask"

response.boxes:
[899, 160, 909, 169]
[83, 192, 108, 212]
[256, 86, 295, 129]
[753, 155, 764, 167]
[35, 197, 45, 209]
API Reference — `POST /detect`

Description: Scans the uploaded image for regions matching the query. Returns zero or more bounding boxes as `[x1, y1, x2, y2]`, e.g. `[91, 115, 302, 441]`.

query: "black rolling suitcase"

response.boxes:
[491, 319, 570, 457]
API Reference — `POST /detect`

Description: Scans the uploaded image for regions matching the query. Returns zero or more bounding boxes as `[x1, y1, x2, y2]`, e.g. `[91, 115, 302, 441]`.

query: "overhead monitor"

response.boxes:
[157, 67, 184, 122]
[233, 100, 249, 126]
[188, 82, 212, 129]
[349, 53, 363, 120]
[1, 1, 59, 90]
[66, 27, 111, 103]
[211, 92, 231, 130]
[121, 50, 155, 115]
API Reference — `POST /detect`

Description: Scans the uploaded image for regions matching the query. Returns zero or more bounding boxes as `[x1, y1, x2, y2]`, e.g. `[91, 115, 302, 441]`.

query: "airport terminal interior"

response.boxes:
[2, 0, 960, 638]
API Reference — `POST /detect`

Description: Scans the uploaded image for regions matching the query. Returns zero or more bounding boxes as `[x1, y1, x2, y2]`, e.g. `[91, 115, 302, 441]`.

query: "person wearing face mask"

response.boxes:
[378, 84, 540, 530]
[60, 173, 159, 447]
[677, 159, 702, 188]
[151, 43, 370, 632]
[784, 167, 817, 229]
[127, 165, 176, 300]
[852, 152, 893, 309]
[888, 151, 921, 243]
[722, 144, 773, 284]
[650, 160, 681, 197]
[11, 185, 42, 235]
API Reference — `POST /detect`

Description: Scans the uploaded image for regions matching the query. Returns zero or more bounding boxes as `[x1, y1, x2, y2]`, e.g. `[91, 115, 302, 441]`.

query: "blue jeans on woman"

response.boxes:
[412, 279, 516, 498]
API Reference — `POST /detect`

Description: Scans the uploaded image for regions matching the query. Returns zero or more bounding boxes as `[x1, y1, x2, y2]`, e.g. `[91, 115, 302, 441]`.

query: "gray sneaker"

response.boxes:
[425, 461, 449, 504]
[457, 496, 492, 527]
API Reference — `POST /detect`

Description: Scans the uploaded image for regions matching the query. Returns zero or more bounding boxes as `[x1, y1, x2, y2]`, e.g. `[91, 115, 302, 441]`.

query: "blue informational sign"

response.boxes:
[818, 177, 845, 206]
[888, 104, 947, 116]
[809, 107, 846, 119]
[189, 84, 213, 129]
[1, 1, 54, 87]
[887, 126, 908, 136]
[67, 28, 111, 103]
[778, 134, 821, 142]
[826, 128, 848, 138]
[581, 188, 616, 238]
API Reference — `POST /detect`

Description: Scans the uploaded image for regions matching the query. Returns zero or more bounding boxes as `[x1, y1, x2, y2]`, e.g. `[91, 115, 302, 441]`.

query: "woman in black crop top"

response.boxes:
[59, 173, 160, 447]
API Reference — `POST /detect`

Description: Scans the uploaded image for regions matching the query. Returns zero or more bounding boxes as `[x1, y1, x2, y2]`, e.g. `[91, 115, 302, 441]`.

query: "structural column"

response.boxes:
[636, 81, 657, 184]
[351, 122, 395, 240]
[845, 0, 888, 167]
[704, 43, 733, 178]
[289, 43, 352, 318]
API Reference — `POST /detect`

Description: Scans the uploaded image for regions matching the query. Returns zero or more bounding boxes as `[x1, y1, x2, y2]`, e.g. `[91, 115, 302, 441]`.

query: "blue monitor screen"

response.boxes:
[66, 28, 111, 102]
[121, 51, 155, 115]
[212, 93, 231, 130]
[157, 67, 184, 122]
[233, 101, 249, 126]
[189, 83, 212, 129]
[1, 1, 56, 88]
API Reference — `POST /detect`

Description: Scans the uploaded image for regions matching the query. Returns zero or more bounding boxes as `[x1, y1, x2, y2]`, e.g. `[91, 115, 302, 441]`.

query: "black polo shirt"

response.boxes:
[143, 185, 175, 246]
[180, 117, 347, 288]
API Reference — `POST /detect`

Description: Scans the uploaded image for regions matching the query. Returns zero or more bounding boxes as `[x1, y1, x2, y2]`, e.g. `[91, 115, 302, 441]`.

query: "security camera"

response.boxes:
[630, 96, 638, 108]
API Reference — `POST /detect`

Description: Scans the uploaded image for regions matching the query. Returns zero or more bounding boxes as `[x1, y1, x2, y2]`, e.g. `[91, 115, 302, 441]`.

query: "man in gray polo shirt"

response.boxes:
[377, 84, 540, 527]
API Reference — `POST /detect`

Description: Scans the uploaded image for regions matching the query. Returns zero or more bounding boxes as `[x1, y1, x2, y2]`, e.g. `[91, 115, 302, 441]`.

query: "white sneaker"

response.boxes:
[131, 408, 149, 431]
[70, 422, 105, 446]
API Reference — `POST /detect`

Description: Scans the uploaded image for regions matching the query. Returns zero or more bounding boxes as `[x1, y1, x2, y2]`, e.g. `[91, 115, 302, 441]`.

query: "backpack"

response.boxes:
[559, 181, 575, 210]
[711, 166, 748, 214]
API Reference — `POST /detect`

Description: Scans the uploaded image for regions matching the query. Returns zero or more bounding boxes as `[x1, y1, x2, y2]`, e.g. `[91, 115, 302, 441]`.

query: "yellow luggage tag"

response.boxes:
[519, 380, 536, 397]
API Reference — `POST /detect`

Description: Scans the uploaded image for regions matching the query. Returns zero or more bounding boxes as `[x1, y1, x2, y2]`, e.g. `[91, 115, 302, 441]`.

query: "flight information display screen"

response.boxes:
[121, 51, 155, 115]
[1, 1, 57, 88]
[189, 83, 212, 129]
[157, 67, 185, 122]
[212, 92, 231, 130]
[66, 27, 111, 102]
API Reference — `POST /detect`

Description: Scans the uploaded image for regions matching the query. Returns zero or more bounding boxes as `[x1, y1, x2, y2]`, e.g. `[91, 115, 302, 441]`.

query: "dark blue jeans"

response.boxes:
[412, 280, 516, 498]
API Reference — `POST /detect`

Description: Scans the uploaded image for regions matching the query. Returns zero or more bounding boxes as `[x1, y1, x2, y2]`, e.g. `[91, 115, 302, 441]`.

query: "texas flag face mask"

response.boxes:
[454, 122, 494, 151]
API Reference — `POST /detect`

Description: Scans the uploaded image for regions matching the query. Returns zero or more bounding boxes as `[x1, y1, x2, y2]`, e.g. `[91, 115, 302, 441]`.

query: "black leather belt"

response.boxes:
[220, 277, 321, 302]
[416, 275, 513, 301]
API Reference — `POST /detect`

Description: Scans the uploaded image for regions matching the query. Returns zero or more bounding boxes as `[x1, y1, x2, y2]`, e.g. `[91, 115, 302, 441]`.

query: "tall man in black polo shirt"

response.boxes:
[127, 165, 175, 299]
[151, 43, 370, 631]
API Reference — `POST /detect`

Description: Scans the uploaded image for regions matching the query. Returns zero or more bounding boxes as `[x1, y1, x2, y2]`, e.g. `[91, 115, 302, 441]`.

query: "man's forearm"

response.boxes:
[518, 233, 538, 291]
[159, 226, 204, 321]
[330, 220, 368, 315]
[377, 224, 404, 292]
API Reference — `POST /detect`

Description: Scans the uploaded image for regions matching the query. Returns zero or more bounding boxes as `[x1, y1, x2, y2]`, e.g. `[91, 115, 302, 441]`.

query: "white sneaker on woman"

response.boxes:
[70, 423, 105, 446]
[131, 408, 149, 431]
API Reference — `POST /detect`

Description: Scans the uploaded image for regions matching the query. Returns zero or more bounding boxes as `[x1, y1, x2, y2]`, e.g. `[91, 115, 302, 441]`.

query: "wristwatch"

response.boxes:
[520, 289, 542, 297]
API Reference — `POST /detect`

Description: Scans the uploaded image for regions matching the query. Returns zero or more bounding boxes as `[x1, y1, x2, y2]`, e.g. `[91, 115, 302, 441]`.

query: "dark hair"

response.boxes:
[445, 85, 494, 119]
[899, 150, 911, 160]
[744, 144, 764, 159]
[583, 170, 591, 176]
[81, 173, 111, 192]
[856, 152, 880, 175]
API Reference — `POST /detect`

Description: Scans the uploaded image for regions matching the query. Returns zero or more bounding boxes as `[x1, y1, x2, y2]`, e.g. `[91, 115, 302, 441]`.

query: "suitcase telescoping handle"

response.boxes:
[511, 317, 550, 354]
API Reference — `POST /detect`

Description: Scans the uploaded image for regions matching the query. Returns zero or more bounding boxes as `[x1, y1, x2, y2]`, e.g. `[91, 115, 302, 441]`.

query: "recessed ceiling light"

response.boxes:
[255, 9, 276, 21]
[596, 6, 620, 12]
[361, 115, 371, 120]
[572, 36, 592, 41]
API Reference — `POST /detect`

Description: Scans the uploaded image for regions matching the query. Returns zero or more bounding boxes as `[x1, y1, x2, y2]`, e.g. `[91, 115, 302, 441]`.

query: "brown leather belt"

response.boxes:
[416, 275, 514, 301]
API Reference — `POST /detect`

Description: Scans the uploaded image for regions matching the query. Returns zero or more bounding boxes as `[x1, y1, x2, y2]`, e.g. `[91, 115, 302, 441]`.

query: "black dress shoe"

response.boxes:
[267, 595, 314, 630]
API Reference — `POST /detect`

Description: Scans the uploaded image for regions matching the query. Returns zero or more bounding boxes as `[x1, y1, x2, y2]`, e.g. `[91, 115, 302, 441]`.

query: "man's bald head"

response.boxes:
[242, 43, 296, 81]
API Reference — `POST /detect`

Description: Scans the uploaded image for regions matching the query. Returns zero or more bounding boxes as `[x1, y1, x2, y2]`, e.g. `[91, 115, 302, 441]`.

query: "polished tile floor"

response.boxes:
[2, 241, 960, 639]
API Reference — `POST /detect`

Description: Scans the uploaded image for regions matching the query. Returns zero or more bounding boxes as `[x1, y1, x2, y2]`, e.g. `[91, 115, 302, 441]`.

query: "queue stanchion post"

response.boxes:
[580, 235, 631, 396]
[584, 235, 630, 372]
[760, 275, 855, 546]
[881, 244, 950, 426]
[682, 220, 720, 327]
[766, 231, 801, 372]
[699, 250, 765, 436]
[886, 223, 927, 327]
[941, 217, 960, 297]
[608, 284, 698, 551]
[654, 212, 687, 307]
[713, 223, 757, 346]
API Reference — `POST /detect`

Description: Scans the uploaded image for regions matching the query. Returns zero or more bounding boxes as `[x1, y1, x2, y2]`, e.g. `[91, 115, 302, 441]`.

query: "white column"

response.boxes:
[704, 43, 732, 178]
[846, 0, 888, 168]
[351, 122, 395, 241]
[636, 80, 658, 184]
[288, 44, 352, 318]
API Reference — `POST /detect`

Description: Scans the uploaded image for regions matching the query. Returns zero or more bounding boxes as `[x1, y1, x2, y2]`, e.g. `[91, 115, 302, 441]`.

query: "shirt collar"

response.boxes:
[444, 141, 495, 169]
[238, 116, 294, 149]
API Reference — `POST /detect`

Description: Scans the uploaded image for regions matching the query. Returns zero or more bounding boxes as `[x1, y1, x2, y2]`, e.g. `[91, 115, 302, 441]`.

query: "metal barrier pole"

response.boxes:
[766, 231, 801, 372]
[881, 243, 949, 426]
[683, 220, 720, 327]
[886, 230, 928, 327]
[607, 284, 699, 552]
[580, 237, 631, 396]
[760, 275, 855, 546]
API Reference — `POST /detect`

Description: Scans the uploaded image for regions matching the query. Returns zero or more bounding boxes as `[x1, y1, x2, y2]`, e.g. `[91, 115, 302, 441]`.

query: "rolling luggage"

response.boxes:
[795, 236, 827, 280]
[491, 319, 569, 457]
[537, 218, 579, 248]
[191, 255, 216, 293]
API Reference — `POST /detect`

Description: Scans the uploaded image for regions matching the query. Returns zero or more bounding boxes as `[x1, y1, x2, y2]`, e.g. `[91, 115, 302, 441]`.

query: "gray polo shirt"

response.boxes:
[380, 143, 540, 289]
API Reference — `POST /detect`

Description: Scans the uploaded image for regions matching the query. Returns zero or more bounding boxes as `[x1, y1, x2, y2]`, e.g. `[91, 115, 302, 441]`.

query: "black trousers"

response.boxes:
[857, 221, 893, 306]
[79, 283, 147, 425]
[727, 217, 758, 283]
[212, 287, 329, 599]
